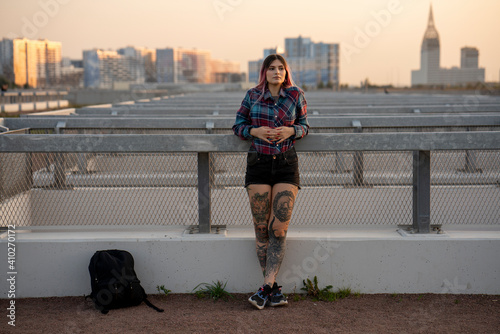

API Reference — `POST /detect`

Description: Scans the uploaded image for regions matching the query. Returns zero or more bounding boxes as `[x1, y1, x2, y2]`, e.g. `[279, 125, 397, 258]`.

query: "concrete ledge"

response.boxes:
[1, 225, 499, 298]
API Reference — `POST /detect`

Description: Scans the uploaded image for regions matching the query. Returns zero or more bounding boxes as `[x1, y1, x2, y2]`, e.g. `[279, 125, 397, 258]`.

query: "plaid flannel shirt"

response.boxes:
[232, 86, 309, 155]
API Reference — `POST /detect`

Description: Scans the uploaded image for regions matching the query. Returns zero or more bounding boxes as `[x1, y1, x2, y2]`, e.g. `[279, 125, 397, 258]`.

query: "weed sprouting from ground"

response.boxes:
[300, 276, 353, 302]
[193, 280, 233, 301]
[156, 285, 171, 296]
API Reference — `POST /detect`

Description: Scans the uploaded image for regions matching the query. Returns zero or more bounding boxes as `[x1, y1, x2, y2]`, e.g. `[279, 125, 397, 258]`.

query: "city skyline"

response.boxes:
[1, 0, 499, 86]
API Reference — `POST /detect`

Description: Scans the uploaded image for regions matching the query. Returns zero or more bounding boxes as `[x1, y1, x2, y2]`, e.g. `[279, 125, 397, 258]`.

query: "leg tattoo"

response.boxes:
[264, 189, 296, 284]
[254, 222, 268, 244]
[249, 191, 271, 275]
[265, 217, 287, 284]
[273, 190, 295, 222]
[256, 243, 267, 276]
[250, 192, 270, 223]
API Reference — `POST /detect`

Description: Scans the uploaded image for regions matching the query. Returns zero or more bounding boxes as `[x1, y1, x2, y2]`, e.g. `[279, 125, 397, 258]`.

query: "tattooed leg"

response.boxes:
[264, 216, 287, 285]
[254, 221, 269, 276]
[264, 185, 297, 286]
[247, 185, 272, 276]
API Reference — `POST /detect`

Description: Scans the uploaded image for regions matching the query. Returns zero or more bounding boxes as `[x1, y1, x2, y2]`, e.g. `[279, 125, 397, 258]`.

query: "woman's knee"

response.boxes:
[272, 189, 296, 223]
[269, 217, 289, 239]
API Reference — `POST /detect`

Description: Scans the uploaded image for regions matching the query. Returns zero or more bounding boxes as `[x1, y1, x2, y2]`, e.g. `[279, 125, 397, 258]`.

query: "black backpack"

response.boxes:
[87, 249, 164, 314]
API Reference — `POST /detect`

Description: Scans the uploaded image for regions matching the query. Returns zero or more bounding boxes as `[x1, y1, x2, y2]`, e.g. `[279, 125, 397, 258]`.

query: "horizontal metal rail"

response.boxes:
[1, 132, 500, 153]
[73, 105, 500, 115]
[6, 114, 500, 130]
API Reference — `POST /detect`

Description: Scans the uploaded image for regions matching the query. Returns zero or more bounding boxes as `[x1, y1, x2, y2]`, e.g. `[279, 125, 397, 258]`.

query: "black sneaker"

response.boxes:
[268, 282, 288, 307]
[248, 284, 272, 310]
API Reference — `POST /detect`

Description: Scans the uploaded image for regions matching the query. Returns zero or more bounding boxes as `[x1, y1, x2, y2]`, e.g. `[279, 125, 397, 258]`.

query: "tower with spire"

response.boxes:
[411, 4, 485, 86]
[420, 5, 440, 80]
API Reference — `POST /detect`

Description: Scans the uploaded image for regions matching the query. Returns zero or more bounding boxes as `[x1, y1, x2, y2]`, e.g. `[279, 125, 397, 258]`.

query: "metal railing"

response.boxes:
[1, 131, 499, 233]
[0, 91, 68, 104]
[1, 91, 69, 113]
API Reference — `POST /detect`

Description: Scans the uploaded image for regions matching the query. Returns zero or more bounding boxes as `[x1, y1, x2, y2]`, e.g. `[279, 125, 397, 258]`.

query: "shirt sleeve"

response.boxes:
[232, 90, 254, 140]
[292, 90, 309, 139]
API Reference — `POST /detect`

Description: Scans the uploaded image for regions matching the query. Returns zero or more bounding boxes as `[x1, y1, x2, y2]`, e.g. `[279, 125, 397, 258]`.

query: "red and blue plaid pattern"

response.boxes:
[232, 86, 309, 155]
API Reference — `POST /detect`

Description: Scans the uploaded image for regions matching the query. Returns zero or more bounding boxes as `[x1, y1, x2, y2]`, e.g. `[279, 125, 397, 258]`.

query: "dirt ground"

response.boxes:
[2, 293, 499, 334]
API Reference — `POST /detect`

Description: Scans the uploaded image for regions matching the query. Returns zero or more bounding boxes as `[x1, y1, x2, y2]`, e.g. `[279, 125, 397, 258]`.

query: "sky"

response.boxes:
[1, 0, 499, 86]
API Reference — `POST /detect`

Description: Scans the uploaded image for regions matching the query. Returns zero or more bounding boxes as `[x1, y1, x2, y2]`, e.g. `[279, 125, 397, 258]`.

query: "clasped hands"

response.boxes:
[250, 126, 295, 144]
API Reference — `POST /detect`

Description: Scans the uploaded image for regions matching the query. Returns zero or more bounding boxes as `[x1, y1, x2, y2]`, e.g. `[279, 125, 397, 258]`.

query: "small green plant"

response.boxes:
[301, 276, 324, 299]
[336, 287, 352, 300]
[301, 276, 352, 302]
[288, 286, 306, 302]
[193, 280, 233, 301]
[156, 285, 171, 296]
[455, 299, 460, 304]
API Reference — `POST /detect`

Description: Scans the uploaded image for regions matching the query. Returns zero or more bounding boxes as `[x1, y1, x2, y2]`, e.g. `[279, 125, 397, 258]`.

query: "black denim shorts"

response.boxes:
[244, 147, 300, 188]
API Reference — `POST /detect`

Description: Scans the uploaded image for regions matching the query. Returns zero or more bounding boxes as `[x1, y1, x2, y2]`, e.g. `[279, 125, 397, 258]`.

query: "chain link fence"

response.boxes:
[1, 149, 498, 228]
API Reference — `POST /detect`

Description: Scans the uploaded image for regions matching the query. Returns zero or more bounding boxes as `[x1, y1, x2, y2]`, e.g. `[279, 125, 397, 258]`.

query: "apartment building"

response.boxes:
[0, 38, 62, 88]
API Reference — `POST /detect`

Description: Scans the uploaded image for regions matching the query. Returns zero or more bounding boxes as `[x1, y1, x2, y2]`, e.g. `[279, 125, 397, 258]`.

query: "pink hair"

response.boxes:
[255, 54, 295, 92]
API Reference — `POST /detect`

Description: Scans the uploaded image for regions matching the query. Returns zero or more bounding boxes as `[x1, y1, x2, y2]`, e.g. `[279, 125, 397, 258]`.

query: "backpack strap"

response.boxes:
[143, 297, 164, 312]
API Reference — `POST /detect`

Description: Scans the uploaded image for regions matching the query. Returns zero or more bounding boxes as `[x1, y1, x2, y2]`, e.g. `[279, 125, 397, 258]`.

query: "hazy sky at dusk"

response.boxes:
[1, 0, 499, 86]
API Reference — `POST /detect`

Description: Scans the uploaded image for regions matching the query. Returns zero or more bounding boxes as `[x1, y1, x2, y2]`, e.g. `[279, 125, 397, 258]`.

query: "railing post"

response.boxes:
[198, 152, 211, 233]
[205, 121, 217, 175]
[53, 122, 66, 188]
[464, 128, 480, 173]
[352, 120, 364, 186]
[76, 129, 88, 174]
[413, 150, 431, 233]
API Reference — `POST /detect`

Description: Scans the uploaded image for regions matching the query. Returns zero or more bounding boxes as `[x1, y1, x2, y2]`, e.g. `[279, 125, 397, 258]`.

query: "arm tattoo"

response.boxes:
[273, 190, 295, 222]
[250, 191, 270, 223]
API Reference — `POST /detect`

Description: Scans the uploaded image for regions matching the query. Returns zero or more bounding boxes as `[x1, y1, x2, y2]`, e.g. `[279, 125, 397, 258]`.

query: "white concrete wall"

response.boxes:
[1, 226, 499, 298]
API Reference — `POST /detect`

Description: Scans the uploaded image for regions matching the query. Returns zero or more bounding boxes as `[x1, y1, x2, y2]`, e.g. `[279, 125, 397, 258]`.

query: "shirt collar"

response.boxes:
[263, 86, 287, 100]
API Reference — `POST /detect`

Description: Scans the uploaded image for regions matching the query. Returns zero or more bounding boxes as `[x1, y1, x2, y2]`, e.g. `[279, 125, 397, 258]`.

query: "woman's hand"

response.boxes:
[274, 126, 295, 144]
[250, 126, 295, 144]
[249, 126, 274, 144]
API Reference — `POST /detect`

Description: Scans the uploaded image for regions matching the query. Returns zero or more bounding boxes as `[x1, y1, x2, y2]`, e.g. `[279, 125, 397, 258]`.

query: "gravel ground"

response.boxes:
[2, 293, 499, 333]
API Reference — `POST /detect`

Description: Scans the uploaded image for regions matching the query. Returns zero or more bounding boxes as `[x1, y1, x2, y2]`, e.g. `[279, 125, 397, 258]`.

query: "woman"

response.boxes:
[232, 54, 309, 310]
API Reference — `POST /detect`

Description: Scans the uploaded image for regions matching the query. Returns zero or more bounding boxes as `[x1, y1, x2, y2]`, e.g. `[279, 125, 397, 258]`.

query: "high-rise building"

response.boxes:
[83, 47, 154, 89]
[210, 58, 241, 83]
[0, 39, 14, 82]
[60, 57, 83, 88]
[285, 36, 313, 58]
[156, 48, 176, 83]
[118, 46, 157, 83]
[411, 6, 485, 86]
[156, 48, 239, 84]
[249, 36, 340, 89]
[247, 60, 261, 84]
[0, 38, 62, 88]
[176, 49, 211, 83]
[415, 6, 440, 84]
[84, 49, 121, 88]
[461, 47, 479, 69]
[45, 40, 62, 86]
